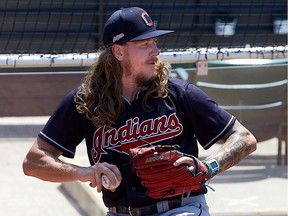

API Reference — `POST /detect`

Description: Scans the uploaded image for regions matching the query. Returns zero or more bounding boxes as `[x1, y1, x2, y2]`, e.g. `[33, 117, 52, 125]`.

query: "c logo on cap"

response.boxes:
[141, 12, 153, 27]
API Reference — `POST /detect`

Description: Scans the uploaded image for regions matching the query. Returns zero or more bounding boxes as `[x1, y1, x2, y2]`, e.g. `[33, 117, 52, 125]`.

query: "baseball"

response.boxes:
[101, 173, 120, 190]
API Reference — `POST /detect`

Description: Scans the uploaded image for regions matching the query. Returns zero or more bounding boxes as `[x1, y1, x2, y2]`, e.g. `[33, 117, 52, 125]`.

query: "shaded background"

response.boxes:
[0, 1, 287, 215]
[0, 0, 287, 152]
[0, 0, 286, 53]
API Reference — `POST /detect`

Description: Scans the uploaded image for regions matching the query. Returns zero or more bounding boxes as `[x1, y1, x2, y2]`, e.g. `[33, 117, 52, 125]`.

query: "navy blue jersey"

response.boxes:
[39, 77, 235, 207]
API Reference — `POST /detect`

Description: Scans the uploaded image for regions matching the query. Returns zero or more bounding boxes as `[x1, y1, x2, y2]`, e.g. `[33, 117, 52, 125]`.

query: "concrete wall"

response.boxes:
[0, 72, 85, 116]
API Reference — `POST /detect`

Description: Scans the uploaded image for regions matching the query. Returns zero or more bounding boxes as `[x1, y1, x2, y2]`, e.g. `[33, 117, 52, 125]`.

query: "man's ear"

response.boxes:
[111, 45, 124, 61]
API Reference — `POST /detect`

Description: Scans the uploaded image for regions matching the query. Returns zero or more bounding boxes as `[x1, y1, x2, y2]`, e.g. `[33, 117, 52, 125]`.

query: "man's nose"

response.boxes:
[150, 43, 160, 56]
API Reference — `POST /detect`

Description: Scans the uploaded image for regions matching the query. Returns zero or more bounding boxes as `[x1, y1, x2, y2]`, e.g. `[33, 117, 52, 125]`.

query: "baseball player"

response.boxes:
[23, 7, 257, 216]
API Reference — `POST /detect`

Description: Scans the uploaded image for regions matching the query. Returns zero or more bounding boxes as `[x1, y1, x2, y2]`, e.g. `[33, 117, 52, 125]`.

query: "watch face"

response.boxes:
[210, 161, 219, 169]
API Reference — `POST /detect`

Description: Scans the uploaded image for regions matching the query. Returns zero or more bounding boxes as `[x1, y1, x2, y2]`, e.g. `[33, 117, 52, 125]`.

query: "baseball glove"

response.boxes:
[129, 145, 209, 199]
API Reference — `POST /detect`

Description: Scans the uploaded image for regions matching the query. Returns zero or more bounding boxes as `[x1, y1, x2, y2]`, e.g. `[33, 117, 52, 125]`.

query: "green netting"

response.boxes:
[0, 0, 287, 54]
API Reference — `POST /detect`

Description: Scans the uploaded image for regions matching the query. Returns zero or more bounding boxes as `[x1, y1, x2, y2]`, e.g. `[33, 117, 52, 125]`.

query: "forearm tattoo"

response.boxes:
[217, 137, 254, 172]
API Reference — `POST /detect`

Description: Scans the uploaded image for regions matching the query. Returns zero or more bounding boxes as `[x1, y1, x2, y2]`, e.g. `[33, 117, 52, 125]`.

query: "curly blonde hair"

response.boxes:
[75, 47, 170, 128]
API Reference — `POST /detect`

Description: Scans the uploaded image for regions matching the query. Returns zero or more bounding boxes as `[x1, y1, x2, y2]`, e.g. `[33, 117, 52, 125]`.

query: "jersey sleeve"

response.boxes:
[38, 88, 86, 158]
[182, 82, 236, 149]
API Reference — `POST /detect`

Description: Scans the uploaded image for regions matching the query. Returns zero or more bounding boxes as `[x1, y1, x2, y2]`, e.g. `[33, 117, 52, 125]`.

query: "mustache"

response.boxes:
[146, 56, 159, 64]
[153, 56, 159, 63]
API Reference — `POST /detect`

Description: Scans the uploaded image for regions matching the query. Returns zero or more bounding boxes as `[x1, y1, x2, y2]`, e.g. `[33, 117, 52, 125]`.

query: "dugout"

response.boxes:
[0, 0, 287, 149]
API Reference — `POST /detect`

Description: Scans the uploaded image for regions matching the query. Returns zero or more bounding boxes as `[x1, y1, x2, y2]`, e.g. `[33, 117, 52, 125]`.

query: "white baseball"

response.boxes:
[101, 173, 120, 190]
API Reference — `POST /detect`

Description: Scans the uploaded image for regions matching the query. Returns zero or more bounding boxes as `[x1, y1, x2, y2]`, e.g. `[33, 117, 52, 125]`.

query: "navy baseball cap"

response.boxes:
[103, 7, 174, 47]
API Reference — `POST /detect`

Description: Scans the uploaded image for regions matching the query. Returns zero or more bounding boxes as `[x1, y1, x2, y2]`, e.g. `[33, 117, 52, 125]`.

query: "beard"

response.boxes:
[135, 72, 157, 87]
[123, 57, 158, 88]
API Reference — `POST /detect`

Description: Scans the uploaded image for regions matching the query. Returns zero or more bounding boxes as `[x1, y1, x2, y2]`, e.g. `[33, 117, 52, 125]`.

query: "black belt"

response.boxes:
[109, 199, 183, 216]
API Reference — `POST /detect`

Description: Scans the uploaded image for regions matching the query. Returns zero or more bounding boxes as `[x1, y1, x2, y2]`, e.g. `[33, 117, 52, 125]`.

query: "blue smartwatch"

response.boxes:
[203, 158, 220, 178]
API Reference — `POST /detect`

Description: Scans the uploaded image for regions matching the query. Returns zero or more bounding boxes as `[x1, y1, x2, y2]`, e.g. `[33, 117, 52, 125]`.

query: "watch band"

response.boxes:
[203, 158, 220, 178]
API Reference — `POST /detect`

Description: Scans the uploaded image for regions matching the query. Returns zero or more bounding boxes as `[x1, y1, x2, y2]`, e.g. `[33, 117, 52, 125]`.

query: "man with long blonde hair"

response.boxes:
[75, 46, 170, 129]
[23, 7, 256, 216]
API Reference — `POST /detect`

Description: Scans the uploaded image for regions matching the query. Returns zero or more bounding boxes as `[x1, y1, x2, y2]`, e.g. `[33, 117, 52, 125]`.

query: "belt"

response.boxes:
[109, 198, 183, 216]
